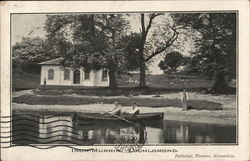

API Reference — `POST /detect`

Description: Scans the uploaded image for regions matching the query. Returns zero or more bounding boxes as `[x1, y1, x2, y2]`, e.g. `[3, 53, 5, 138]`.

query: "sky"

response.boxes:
[12, 14, 47, 45]
[11, 14, 194, 74]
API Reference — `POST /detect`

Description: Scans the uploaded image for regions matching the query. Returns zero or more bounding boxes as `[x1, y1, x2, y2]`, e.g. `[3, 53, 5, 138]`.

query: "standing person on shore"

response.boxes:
[181, 89, 189, 110]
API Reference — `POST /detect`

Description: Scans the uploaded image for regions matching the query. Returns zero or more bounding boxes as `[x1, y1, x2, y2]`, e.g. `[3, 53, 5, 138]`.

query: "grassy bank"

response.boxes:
[13, 95, 222, 110]
[36, 86, 212, 96]
[117, 74, 214, 89]
[12, 72, 40, 90]
[13, 72, 214, 91]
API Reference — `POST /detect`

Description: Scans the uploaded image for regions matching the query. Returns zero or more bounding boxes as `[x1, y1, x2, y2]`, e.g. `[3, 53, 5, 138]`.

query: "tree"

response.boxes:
[137, 13, 182, 87]
[45, 14, 129, 88]
[118, 32, 141, 72]
[12, 37, 53, 73]
[158, 51, 184, 74]
[172, 13, 236, 93]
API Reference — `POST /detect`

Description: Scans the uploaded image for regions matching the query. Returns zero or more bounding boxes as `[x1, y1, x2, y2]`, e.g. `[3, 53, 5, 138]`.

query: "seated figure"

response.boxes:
[128, 101, 139, 116]
[108, 101, 121, 116]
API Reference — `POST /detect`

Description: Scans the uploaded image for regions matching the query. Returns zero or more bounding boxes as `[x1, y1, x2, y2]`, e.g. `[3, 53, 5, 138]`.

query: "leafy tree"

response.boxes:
[12, 37, 53, 73]
[158, 51, 184, 74]
[45, 14, 129, 88]
[136, 13, 185, 87]
[172, 13, 236, 93]
[44, 13, 190, 88]
[118, 32, 141, 71]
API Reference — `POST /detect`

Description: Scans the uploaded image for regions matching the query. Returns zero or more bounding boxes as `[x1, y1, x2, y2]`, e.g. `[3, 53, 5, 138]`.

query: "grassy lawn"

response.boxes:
[36, 86, 211, 96]
[12, 72, 236, 96]
[13, 95, 222, 110]
[35, 74, 215, 96]
[12, 72, 40, 90]
[13, 72, 214, 90]
[117, 74, 214, 89]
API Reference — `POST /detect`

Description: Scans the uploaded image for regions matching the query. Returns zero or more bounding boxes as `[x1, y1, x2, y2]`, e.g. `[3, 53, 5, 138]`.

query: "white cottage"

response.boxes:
[38, 57, 109, 87]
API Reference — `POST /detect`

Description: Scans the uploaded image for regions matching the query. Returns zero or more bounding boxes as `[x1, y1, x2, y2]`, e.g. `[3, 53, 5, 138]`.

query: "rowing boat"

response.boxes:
[75, 112, 164, 121]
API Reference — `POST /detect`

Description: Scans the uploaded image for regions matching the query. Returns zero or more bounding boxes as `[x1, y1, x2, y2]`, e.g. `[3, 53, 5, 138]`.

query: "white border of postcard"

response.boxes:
[1, 1, 249, 161]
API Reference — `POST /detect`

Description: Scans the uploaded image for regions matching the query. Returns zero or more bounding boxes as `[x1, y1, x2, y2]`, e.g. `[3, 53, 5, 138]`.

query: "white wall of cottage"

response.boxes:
[40, 65, 109, 87]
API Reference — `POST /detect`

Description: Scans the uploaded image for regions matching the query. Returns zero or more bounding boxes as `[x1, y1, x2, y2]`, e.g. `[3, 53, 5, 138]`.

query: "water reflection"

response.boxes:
[12, 114, 146, 145]
[12, 113, 236, 145]
[162, 120, 236, 143]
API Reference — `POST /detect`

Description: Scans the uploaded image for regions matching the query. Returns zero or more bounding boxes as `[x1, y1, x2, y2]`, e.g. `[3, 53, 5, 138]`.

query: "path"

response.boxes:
[12, 89, 34, 98]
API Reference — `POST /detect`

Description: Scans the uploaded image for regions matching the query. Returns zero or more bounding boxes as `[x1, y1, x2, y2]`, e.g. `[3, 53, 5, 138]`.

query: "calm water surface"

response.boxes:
[12, 112, 236, 145]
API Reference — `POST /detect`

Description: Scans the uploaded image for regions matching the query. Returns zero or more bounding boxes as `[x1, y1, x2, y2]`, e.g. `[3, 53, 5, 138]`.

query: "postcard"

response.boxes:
[0, 1, 249, 160]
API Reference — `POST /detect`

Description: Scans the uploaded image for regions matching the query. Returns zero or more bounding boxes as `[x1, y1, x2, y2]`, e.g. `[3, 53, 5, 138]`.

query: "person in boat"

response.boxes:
[128, 101, 139, 116]
[108, 101, 121, 116]
[181, 89, 189, 110]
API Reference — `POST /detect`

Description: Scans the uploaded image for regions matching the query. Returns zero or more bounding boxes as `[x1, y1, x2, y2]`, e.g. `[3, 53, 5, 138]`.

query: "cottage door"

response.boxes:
[73, 70, 80, 84]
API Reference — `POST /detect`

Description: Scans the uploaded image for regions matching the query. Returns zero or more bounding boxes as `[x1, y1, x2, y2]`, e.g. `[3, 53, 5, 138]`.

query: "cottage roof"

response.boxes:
[38, 57, 64, 65]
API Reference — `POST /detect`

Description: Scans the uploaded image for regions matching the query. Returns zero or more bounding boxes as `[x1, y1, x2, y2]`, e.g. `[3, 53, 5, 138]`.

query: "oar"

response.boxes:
[109, 113, 138, 126]
[72, 111, 138, 126]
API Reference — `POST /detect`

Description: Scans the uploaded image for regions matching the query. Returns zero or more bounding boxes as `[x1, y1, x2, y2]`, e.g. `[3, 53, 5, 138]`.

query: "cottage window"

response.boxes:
[48, 69, 54, 80]
[64, 69, 70, 80]
[84, 69, 90, 80]
[102, 70, 108, 81]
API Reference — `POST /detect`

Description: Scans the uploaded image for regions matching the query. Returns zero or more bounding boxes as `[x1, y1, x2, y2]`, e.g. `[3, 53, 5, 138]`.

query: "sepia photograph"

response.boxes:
[9, 12, 237, 146]
[0, 1, 249, 160]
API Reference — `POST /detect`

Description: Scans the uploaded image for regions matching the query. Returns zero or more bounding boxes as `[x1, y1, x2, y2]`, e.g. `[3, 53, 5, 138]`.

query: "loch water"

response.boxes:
[11, 112, 236, 145]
